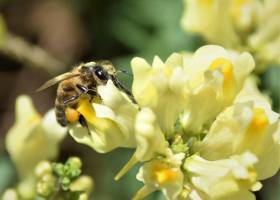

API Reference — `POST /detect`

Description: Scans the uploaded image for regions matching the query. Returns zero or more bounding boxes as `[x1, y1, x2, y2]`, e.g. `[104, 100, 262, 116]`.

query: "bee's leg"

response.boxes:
[76, 84, 88, 93]
[86, 89, 97, 96]
[63, 94, 81, 104]
[76, 84, 98, 96]
[79, 115, 91, 135]
[86, 89, 102, 102]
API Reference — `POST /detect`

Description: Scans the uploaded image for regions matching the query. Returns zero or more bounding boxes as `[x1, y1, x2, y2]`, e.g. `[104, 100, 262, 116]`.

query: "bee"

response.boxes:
[37, 60, 135, 128]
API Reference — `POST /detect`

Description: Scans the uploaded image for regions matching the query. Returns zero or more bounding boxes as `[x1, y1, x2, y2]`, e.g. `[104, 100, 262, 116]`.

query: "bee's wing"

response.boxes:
[36, 72, 80, 92]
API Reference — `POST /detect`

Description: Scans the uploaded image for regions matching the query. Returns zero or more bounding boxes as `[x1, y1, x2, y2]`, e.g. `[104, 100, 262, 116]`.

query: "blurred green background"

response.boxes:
[0, 0, 279, 199]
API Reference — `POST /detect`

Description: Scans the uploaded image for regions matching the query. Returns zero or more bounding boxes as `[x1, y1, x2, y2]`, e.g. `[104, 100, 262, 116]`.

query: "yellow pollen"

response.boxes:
[248, 108, 269, 134]
[153, 164, 177, 184]
[65, 107, 80, 123]
[209, 58, 233, 85]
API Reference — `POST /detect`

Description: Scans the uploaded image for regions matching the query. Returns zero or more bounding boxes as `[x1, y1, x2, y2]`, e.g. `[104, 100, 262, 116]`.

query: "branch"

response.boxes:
[0, 33, 66, 74]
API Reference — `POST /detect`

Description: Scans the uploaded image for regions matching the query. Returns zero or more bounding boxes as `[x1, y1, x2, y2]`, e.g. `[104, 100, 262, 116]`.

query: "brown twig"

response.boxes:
[0, 33, 66, 74]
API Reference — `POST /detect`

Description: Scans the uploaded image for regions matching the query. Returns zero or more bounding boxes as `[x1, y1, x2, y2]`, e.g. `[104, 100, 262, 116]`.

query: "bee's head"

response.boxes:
[80, 60, 117, 84]
[80, 60, 136, 103]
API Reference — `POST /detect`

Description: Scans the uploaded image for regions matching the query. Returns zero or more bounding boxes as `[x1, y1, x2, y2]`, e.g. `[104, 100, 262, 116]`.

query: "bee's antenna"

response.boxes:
[117, 70, 132, 77]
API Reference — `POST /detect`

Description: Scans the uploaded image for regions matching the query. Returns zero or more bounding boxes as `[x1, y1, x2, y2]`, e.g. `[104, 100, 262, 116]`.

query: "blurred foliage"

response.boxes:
[259, 173, 280, 200]
[0, 154, 17, 194]
[260, 66, 280, 113]
[68, 0, 203, 89]
[90, 149, 164, 200]
[70, 0, 203, 68]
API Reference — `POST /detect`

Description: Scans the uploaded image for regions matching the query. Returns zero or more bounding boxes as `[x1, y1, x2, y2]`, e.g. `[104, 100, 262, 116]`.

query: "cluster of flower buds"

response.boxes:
[1, 157, 93, 200]
[35, 157, 93, 200]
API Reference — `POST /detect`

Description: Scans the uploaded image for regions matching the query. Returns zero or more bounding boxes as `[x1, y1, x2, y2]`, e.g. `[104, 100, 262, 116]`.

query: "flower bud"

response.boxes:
[78, 193, 89, 200]
[67, 157, 82, 169]
[36, 174, 56, 197]
[2, 189, 18, 200]
[70, 175, 94, 194]
[35, 161, 52, 178]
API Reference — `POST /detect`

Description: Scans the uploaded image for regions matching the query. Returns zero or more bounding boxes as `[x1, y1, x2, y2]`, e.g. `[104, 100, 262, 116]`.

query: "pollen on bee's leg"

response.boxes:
[65, 107, 80, 123]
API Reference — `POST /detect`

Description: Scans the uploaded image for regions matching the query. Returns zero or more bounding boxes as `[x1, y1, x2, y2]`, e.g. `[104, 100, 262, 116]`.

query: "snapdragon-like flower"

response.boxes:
[181, 45, 254, 132]
[5, 95, 67, 198]
[184, 152, 261, 200]
[181, 0, 243, 48]
[130, 47, 278, 199]
[195, 77, 280, 180]
[181, 0, 280, 70]
[67, 45, 279, 200]
[249, 0, 280, 68]
[132, 53, 189, 136]
[69, 80, 138, 153]
[134, 150, 185, 200]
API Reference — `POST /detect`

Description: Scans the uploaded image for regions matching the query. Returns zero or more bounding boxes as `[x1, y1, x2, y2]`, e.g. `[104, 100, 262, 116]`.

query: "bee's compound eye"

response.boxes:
[95, 67, 108, 81]
[65, 107, 80, 123]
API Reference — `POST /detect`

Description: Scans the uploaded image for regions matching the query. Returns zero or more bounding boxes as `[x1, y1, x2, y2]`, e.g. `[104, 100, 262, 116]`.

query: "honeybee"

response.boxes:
[37, 60, 135, 127]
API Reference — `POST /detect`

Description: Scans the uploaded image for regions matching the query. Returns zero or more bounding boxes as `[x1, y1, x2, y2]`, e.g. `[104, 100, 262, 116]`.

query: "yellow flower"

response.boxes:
[64, 47, 279, 199]
[133, 150, 185, 200]
[230, 0, 260, 32]
[184, 152, 261, 200]
[195, 78, 280, 179]
[69, 80, 138, 153]
[115, 108, 169, 180]
[134, 108, 168, 161]
[181, 45, 254, 132]
[131, 53, 189, 136]
[181, 0, 280, 70]
[181, 0, 242, 48]
[70, 175, 94, 195]
[248, 0, 280, 69]
[5, 95, 67, 198]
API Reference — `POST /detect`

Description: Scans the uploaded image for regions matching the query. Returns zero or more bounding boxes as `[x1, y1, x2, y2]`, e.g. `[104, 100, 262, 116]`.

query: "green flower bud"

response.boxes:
[64, 157, 82, 179]
[66, 168, 81, 180]
[67, 157, 82, 169]
[53, 163, 64, 177]
[61, 177, 71, 191]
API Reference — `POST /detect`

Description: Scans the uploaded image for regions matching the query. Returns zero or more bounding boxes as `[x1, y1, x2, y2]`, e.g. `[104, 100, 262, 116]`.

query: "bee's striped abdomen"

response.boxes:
[55, 97, 68, 126]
